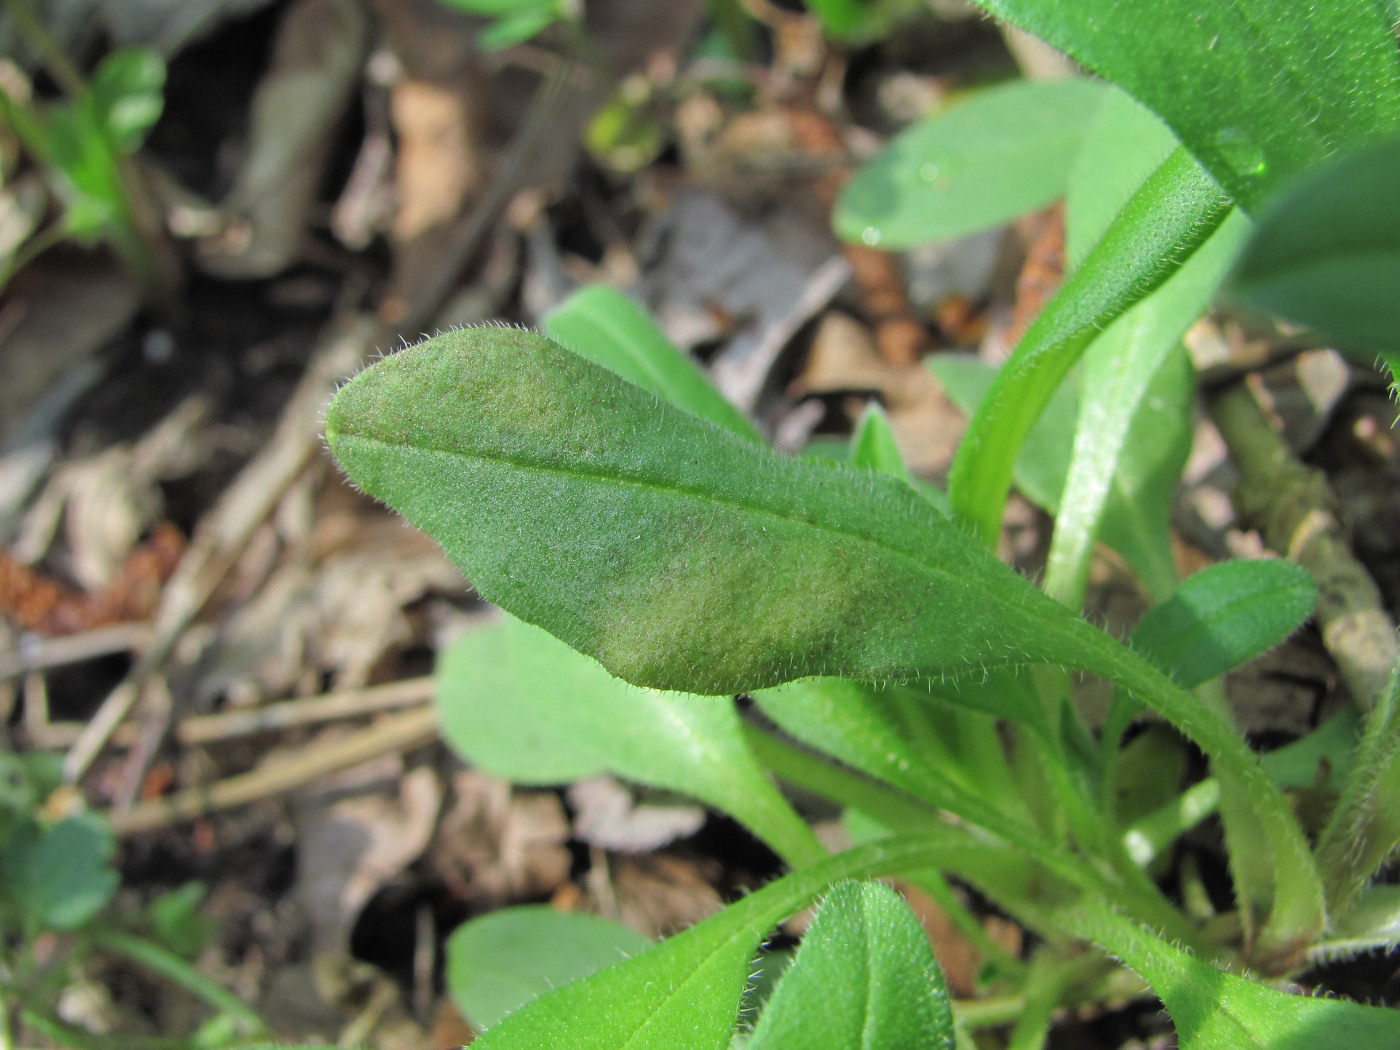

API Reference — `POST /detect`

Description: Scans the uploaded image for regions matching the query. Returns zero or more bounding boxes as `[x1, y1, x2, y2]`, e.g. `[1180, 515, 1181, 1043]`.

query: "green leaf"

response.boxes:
[326, 327, 1100, 695]
[755, 681, 1196, 945]
[1132, 560, 1318, 690]
[754, 679, 1035, 830]
[1312, 884, 1400, 962]
[146, 881, 213, 958]
[929, 354, 1077, 513]
[477, 4, 564, 49]
[543, 286, 760, 441]
[326, 325, 1321, 951]
[1122, 709, 1360, 868]
[470, 835, 981, 1050]
[89, 48, 166, 155]
[834, 79, 1106, 251]
[803, 0, 883, 41]
[747, 882, 954, 1050]
[1230, 137, 1400, 373]
[437, 615, 824, 867]
[1104, 558, 1319, 845]
[850, 403, 908, 482]
[1316, 660, 1400, 916]
[1066, 901, 1400, 1049]
[850, 403, 950, 512]
[0, 812, 118, 930]
[933, 338, 1195, 602]
[946, 147, 1232, 547]
[966, 0, 1400, 211]
[1044, 212, 1250, 607]
[447, 906, 653, 1030]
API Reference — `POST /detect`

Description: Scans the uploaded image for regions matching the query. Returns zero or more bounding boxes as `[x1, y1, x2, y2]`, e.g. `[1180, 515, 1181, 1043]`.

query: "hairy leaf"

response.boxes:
[747, 882, 954, 1050]
[1132, 560, 1318, 690]
[327, 326, 1322, 950]
[1066, 87, 1179, 269]
[471, 836, 978, 1050]
[447, 906, 652, 1030]
[1068, 902, 1400, 1049]
[1044, 211, 1247, 607]
[966, 0, 1400, 210]
[946, 148, 1231, 547]
[327, 327, 1096, 694]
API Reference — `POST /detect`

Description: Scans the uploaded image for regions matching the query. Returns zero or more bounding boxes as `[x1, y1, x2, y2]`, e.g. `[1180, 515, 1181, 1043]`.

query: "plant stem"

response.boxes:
[1080, 623, 1326, 958]
[89, 928, 268, 1037]
[742, 723, 943, 833]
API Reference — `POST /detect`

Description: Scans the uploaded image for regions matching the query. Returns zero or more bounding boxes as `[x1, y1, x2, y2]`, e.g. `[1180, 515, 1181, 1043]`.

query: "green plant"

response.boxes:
[324, 1, 1400, 1046]
[0, 754, 270, 1049]
[0, 28, 167, 293]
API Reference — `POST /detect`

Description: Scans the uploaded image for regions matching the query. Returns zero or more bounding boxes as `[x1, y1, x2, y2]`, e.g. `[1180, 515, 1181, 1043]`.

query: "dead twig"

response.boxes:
[62, 314, 380, 783]
[1209, 380, 1399, 712]
[107, 705, 439, 836]
[0, 621, 151, 680]
[35, 677, 434, 750]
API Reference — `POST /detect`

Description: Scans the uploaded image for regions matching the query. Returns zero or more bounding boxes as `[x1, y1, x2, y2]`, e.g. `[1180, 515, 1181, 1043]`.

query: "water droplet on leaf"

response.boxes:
[861, 227, 883, 246]
[1213, 127, 1267, 180]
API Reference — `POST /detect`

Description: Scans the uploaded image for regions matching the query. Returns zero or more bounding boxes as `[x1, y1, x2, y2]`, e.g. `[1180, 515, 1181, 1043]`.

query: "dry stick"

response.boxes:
[1208, 380, 1399, 712]
[0, 622, 152, 680]
[394, 57, 573, 334]
[61, 314, 380, 784]
[63, 59, 574, 785]
[108, 705, 439, 836]
[33, 676, 434, 750]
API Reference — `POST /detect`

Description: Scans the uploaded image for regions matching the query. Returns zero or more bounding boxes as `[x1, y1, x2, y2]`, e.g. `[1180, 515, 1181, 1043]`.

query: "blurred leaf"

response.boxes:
[146, 881, 213, 958]
[747, 882, 954, 1050]
[0, 812, 118, 930]
[850, 403, 950, 512]
[1230, 137, 1400, 375]
[803, 0, 882, 40]
[447, 906, 652, 1030]
[835, 79, 1106, 250]
[437, 614, 824, 867]
[89, 48, 166, 154]
[1066, 86, 1179, 268]
[543, 285, 759, 441]
[850, 402, 908, 481]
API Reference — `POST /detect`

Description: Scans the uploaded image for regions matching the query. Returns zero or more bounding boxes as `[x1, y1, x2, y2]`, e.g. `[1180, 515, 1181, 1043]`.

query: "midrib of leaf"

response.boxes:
[340, 432, 1087, 669]
[858, 897, 879, 1050]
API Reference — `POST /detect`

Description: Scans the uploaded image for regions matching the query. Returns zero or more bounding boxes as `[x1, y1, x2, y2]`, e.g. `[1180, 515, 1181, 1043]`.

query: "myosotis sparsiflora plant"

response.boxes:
[325, 0, 1400, 1046]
